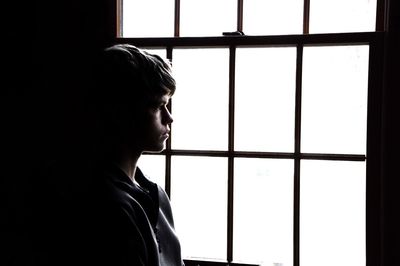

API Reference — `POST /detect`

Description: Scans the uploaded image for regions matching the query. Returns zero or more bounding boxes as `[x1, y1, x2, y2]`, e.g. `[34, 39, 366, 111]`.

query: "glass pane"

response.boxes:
[172, 48, 229, 150]
[243, 0, 303, 35]
[301, 45, 369, 154]
[138, 154, 165, 189]
[180, 0, 237, 37]
[122, 0, 175, 37]
[309, 0, 377, 33]
[234, 158, 293, 266]
[300, 160, 366, 266]
[235, 47, 297, 152]
[171, 156, 227, 260]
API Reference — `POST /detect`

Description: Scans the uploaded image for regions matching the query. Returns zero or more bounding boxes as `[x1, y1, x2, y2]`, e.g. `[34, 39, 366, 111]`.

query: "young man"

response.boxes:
[82, 44, 184, 266]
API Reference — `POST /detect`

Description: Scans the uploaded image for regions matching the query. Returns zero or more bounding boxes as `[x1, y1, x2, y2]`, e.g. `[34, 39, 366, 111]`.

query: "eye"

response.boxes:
[149, 101, 164, 110]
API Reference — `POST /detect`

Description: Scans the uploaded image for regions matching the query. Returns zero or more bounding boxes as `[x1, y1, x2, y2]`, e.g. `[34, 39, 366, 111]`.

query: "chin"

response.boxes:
[144, 144, 166, 153]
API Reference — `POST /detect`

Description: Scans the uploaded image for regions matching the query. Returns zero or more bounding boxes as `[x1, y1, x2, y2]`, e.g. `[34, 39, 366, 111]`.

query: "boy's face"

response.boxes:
[134, 94, 173, 153]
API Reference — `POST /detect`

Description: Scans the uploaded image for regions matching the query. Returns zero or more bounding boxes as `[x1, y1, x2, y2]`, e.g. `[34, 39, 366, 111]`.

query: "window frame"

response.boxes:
[114, 1, 387, 265]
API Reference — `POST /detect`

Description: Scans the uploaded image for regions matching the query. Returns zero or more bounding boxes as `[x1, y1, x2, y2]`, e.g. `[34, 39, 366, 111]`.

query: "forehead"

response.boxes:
[143, 93, 171, 109]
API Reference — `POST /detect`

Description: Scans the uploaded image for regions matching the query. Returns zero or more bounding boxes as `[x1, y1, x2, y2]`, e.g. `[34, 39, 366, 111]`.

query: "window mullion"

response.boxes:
[227, 45, 236, 263]
[375, 0, 388, 31]
[175, 0, 180, 37]
[366, 37, 385, 266]
[165, 47, 174, 197]
[116, 0, 123, 37]
[237, 0, 243, 32]
[294, 44, 304, 266]
[303, 0, 310, 34]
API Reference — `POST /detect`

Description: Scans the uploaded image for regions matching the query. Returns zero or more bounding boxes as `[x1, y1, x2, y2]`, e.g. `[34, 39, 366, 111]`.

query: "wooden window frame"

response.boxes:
[114, 1, 387, 265]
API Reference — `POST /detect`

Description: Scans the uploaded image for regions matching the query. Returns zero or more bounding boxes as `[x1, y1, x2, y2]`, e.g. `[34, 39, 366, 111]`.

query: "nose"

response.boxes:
[163, 107, 173, 125]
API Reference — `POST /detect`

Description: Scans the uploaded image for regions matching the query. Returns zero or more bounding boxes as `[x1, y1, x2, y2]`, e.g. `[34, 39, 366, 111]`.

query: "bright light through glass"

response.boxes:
[138, 154, 166, 189]
[234, 158, 293, 266]
[309, 0, 377, 33]
[301, 45, 369, 154]
[171, 156, 227, 260]
[172, 48, 229, 150]
[243, 0, 303, 35]
[180, 0, 237, 37]
[300, 160, 366, 266]
[235, 47, 296, 152]
[122, 0, 175, 37]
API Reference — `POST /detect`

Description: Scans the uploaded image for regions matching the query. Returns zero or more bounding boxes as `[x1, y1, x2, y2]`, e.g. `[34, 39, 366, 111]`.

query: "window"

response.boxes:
[118, 1, 384, 265]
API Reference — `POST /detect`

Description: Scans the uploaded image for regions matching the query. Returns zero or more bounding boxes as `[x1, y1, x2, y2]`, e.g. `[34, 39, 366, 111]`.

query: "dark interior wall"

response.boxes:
[4, 1, 117, 264]
[30, 0, 116, 160]
[6, 0, 117, 164]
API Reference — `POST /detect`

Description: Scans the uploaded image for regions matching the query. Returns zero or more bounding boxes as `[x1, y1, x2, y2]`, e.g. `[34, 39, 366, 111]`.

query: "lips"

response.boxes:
[161, 131, 170, 139]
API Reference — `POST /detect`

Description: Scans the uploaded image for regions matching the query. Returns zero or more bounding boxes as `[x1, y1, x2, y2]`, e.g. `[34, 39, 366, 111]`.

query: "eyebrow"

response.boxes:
[151, 96, 170, 106]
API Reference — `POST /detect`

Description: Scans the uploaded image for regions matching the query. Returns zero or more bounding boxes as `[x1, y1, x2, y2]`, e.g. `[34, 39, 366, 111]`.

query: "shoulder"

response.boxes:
[87, 169, 161, 265]
[96, 168, 150, 222]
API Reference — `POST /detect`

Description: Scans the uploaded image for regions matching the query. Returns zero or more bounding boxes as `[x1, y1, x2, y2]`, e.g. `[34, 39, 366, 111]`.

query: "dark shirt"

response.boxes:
[101, 164, 184, 266]
[29, 159, 184, 266]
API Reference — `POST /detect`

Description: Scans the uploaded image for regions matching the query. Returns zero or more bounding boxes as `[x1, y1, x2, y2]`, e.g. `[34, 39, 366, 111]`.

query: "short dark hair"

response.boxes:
[84, 44, 176, 152]
[91, 44, 175, 110]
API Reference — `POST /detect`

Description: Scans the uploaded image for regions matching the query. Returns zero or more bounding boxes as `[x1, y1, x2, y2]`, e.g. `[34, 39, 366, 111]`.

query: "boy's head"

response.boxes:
[94, 44, 175, 108]
[89, 44, 176, 153]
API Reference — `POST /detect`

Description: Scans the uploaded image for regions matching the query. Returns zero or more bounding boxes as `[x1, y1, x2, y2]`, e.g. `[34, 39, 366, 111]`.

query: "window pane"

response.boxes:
[138, 154, 165, 189]
[235, 47, 296, 152]
[309, 0, 377, 33]
[180, 0, 237, 37]
[122, 0, 174, 37]
[171, 156, 227, 260]
[243, 0, 303, 35]
[301, 45, 369, 154]
[233, 158, 293, 266]
[300, 160, 366, 266]
[172, 48, 229, 150]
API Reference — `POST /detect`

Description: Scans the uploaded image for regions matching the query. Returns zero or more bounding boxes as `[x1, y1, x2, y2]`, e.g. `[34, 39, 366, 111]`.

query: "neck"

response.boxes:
[112, 151, 142, 182]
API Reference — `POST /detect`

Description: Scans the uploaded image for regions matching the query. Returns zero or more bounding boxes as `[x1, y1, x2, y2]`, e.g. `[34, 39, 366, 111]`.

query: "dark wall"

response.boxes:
[6, 0, 117, 163]
[4, 1, 116, 264]
[31, 0, 116, 160]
